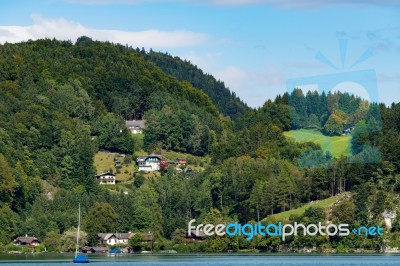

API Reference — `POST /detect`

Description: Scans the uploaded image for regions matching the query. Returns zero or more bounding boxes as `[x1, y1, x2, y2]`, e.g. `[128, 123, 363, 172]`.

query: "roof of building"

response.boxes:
[136, 156, 147, 162]
[95, 172, 116, 178]
[136, 154, 162, 162]
[14, 236, 39, 244]
[125, 120, 146, 128]
[82, 246, 109, 252]
[383, 210, 396, 219]
[97, 232, 153, 242]
[187, 230, 205, 238]
[98, 233, 134, 240]
[140, 232, 154, 241]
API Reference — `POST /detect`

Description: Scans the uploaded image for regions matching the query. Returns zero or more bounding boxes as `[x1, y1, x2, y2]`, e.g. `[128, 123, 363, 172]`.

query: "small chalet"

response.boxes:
[186, 230, 205, 241]
[14, 235, 40, 246]
[136, 154, 162, 172]
[98, 232, 154, 246]
[383, 210, 396, 229]
[141, 232, 154, 242]
[96, 172, 116, 185]
[81, 246, 109, 253]
[98, 232, 134, 246]
[343, 127, 354, 134]
[125, 120, 145, 134]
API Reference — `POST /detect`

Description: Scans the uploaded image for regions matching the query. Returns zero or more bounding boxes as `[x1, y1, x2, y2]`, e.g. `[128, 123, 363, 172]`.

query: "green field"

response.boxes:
[94, 151, 134, 182]
[283, 129, 352, 158]
[95, 149, 208, 185]
[266, 193, 348, 222]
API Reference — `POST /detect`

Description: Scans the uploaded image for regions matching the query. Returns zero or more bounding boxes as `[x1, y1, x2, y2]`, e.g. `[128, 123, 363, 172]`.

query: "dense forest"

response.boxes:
[143, 50, 248, 120]
[1, 37, 400, 253]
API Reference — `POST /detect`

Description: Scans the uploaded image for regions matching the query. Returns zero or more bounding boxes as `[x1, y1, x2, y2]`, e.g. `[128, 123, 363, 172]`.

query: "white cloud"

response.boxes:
[177, 52, 284, 107]
[0, 14, 208, 49]
[183, 51, 223, 73]
[214, 64, 286, 107]
[215, 66, 248, 87]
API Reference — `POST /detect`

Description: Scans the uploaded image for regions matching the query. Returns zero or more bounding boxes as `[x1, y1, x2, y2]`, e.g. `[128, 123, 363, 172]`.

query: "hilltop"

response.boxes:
[144, 51, 248, 119]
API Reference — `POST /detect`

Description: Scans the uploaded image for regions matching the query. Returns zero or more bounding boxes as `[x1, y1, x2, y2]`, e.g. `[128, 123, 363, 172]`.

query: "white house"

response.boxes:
[125, 120, 145, 134]
[98, 232, 154, 246]
[384, 210, 396, 229]
[98, 233, 134, 246]
[343, 127, 354, 134]
[136, 154, 162, 172]
[95, 172, 116, 185]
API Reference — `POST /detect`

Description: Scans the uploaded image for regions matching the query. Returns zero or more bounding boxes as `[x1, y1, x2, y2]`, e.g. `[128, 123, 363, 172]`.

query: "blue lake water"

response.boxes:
[0, 253, 399, 265]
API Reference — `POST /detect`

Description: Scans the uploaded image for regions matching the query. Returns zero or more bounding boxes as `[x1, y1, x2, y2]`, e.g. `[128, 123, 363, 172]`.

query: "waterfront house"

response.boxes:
[98, 232, 134, 246]
[14, 235, 40, 246]
[81, 246, 109, 253]
[98, 232, 154, 246]
[185, 230, 205, 241]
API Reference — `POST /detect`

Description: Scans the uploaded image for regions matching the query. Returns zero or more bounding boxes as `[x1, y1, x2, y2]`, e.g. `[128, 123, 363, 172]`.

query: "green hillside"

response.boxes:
[267, 193, 348, 222]
[144, 51, 248, 119]
[0, 37, 228, 248]
[284, 129, 352, 158]
[1, 37, 399, 253]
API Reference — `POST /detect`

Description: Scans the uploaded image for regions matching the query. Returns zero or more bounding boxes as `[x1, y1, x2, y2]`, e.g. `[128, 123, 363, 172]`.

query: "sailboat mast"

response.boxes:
[75, 203, 81, 257]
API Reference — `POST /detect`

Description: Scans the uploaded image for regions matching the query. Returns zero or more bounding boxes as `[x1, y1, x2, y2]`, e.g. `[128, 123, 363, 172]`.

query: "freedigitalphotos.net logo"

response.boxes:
[188, 219, 384, 241]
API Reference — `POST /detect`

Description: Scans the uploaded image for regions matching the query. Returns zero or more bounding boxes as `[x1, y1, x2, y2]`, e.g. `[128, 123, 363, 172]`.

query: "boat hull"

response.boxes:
[73, 255, 89, 263]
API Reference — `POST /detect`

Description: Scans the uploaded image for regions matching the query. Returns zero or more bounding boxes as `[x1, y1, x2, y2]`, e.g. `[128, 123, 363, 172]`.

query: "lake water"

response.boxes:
[0, 253, 399, 265]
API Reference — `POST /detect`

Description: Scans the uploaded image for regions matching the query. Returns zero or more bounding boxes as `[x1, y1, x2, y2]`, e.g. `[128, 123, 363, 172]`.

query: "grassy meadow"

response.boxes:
[283, 129, 352, 158]
[266, 193, 348, 222]
[94, 151, 134, 182]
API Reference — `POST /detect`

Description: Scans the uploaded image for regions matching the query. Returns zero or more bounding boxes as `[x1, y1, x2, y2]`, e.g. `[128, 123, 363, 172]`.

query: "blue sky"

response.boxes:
[0, 0, 399, 107]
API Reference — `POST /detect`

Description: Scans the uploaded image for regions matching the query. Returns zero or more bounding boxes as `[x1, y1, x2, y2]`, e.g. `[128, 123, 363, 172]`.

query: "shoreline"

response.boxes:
[2, 249, 400, 255]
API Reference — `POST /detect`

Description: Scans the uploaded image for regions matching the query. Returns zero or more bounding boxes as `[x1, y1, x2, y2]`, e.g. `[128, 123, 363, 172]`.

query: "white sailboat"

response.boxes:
[73, 203, 89, 264]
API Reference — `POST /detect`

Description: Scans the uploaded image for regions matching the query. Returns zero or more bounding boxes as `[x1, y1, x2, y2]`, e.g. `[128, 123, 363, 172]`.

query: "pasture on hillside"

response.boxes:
[266, 193, 348, 222]
[283, 129, 352, 158]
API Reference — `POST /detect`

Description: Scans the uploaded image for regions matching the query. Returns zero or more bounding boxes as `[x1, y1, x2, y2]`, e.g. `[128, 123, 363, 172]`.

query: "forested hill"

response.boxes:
[144, 50, 248, 119]
[0, 36, 220, 121]
[0, 36, 227, 194]
[3, 37, 400, 253]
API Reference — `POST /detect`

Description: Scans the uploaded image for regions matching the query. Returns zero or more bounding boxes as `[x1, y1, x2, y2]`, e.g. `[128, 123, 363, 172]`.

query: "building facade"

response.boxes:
[96, 172, 116, 185]
[125, 120, 145, 134]
[136, 154, 162, 172]
[98, 233, 134, 246]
